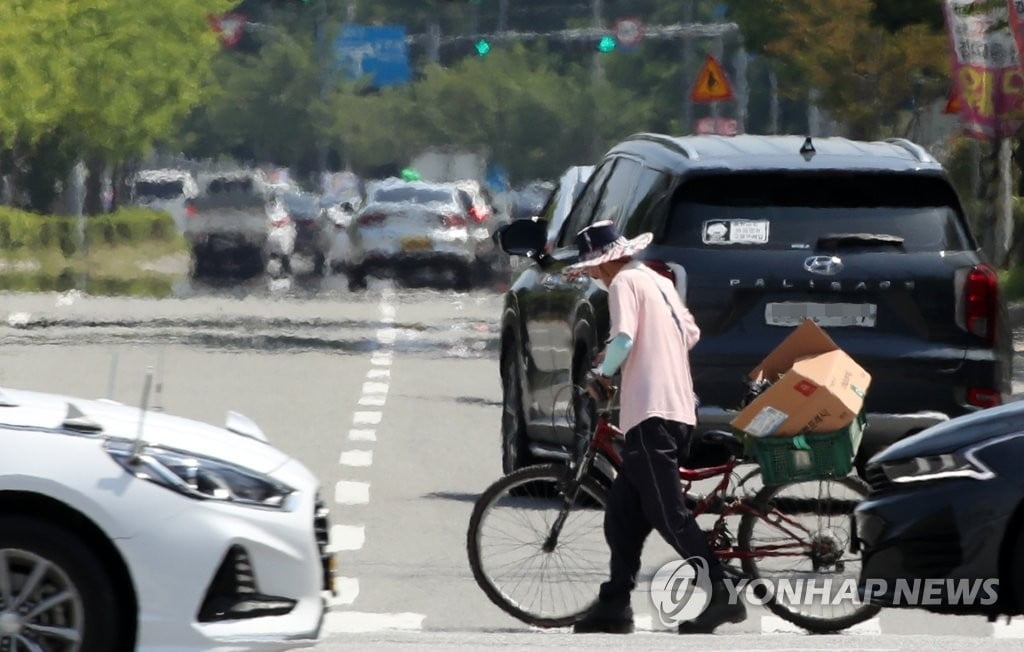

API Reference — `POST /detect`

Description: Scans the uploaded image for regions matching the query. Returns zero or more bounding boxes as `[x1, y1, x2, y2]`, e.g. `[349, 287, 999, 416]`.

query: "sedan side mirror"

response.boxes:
[495, 217, 548, 258]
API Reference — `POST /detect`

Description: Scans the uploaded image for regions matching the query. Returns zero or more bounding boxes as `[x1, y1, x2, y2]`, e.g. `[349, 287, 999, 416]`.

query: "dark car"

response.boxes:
[494, 133, 1013, 476]
[855, 399, 1024, 619]
[283, 191, 331, 275]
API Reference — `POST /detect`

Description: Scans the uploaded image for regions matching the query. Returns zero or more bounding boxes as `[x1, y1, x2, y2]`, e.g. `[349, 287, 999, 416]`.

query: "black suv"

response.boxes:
[495, 133, 1013, 476]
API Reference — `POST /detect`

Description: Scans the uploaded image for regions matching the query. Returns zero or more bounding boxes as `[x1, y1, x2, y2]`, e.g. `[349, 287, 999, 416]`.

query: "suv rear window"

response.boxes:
[207, 178, 254, 195]
[134, 180, 184, 200]
[663, 173, 972, 253]
[374, 187, 453, 204]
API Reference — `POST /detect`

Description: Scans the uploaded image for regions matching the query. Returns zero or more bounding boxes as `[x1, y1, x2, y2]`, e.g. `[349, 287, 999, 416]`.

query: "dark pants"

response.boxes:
[598, 416, 725, 606]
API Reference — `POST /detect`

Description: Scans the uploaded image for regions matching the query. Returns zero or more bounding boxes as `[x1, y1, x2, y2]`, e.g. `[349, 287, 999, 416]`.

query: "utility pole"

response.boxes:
[769, 67, 780, 134]
[996, 136, 1014, 266]
[498, 0, 509, 33]
[733, 38, 748, 135]
[682, 0, 694, 133]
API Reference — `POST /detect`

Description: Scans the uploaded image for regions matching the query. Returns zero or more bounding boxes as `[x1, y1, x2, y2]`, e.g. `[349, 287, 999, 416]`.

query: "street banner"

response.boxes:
[942, 0, 1024, 138]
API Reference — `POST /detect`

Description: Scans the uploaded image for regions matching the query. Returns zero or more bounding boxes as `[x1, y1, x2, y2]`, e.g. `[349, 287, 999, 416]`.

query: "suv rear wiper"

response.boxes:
[816, 233, 905, 251]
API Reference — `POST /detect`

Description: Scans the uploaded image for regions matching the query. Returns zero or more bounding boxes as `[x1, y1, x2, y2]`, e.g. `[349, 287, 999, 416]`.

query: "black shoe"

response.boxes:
[677, 579, 747, 634]
[573, 600, 634, 634]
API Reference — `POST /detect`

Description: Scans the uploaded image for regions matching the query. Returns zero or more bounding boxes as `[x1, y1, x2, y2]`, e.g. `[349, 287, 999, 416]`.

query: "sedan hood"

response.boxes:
[869, 400, 1024, 464]
[0, 388, 291, 475]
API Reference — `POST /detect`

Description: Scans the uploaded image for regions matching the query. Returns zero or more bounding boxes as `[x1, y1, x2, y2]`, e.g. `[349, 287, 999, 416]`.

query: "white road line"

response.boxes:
[371, 352, 393, 366]
[348, 429, 376, 442]
[376, 328, 397, 345]
[328, 577, 360, 607]
[362, 381, 389, 395]
[367, 368, 391, 379]
[339, 450, 373, 466]
[321, 611, 424, 634]
[353, 411, 382, 425]
[994, 618, 1024, 638]
[328, 525, 365, 552]
[380, 304, 397, 319]
[335, 481, 370, 505]
[358, 396, 387, 407]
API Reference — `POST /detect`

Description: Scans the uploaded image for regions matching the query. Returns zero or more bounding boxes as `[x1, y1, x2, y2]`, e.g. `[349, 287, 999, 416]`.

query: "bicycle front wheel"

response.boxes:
[467, 463, 609, 628]
[737, 475, 879, 633]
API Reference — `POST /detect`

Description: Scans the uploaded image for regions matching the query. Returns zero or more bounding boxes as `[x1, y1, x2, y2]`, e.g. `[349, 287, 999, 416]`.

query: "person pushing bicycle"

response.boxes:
[563, 220, 747, 635]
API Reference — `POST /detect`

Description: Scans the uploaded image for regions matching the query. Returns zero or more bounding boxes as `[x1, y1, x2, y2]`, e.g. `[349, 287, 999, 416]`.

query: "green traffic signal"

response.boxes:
[475, 39, 491, 56]
[597, 35, 617, 53]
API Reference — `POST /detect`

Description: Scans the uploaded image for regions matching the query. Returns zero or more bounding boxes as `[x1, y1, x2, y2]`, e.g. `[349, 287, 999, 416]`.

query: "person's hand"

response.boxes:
[586, 369, 614, 401]
[594, 349, 606, 366]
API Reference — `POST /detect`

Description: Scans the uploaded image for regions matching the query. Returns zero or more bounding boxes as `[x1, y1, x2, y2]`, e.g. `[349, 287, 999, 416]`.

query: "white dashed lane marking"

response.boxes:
[367, 368, 391, 379]
[358, 396, 387, 407]
[328, 577, 360, 607]
[348, 429, 376, 442]
[353, 411, 383, 425]
[335, 480, 370, 505]
[362, 382, 390, 394]
[322, 611, 425, 634]
[339, 450, 373, 467]
[329, 524, 365, 552]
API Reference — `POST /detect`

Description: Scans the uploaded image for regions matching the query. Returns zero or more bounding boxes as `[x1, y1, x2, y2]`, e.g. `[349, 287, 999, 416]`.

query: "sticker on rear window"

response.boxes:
[702, 219, 770, 245]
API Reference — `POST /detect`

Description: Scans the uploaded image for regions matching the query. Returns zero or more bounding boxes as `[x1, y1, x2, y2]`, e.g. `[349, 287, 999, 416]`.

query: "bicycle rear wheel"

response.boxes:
[738, 475, 879, 633]
[467, 463, 609, 628]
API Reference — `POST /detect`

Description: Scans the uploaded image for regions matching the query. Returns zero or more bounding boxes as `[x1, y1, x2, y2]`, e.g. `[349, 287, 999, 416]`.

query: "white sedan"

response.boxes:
[0, 387, 331, 651]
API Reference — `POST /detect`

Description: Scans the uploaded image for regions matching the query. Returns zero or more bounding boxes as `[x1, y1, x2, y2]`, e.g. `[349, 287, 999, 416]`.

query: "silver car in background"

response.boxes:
[347, 179, 481, 291]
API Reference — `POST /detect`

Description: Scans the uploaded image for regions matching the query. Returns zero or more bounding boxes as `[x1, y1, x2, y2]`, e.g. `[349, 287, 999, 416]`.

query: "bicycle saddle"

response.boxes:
[700, 430, 744, 458]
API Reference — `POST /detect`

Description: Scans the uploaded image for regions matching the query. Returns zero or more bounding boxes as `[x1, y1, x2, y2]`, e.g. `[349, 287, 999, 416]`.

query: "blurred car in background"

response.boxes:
[130, 169, 198, 233]
[348, 179, 480, 291]
[185, 170, 273, 278]
[265, 194, 297, 277]
[282, 191, 331, 275]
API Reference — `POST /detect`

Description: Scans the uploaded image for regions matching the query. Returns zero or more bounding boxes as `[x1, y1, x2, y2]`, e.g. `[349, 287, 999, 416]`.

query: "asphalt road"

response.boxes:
[1, 282, 1023, 651]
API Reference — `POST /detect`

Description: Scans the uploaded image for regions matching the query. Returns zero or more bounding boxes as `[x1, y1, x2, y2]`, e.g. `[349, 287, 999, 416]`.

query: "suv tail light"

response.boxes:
[358, 212, 386, 227]
[644, 260, 676, 283]
[272, 216, 291, 228]
[967, 387, 1001, 408]
[442, 214, 467, 228]
[964, 263, 999, 344]
[185, 201, 198, 218]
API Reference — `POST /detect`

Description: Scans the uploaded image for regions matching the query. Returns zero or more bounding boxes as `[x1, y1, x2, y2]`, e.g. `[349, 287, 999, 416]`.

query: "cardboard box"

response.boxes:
[731, 319, 872, 438]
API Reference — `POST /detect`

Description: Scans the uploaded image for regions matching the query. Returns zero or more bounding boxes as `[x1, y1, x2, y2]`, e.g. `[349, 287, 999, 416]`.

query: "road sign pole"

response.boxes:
[710, 35, 723, 122]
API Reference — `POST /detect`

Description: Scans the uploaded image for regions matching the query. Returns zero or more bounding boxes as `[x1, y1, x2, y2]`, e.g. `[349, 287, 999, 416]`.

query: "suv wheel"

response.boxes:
[0, 517, 124, 652]
[501, 348, 534, 474]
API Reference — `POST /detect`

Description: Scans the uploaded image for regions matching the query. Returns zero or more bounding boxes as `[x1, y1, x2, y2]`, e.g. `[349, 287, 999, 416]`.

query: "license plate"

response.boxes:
[765, 302, 877, 327]
[402, 237, 432, 252]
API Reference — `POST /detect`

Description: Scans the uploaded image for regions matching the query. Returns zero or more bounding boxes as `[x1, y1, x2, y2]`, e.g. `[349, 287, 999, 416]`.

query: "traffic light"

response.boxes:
[597, 35, 617, 53]
[475, 38, 491, 57]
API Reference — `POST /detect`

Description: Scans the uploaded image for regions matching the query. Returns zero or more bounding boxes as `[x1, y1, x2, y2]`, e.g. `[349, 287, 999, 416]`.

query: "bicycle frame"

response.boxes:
[564, 406, 824, 563]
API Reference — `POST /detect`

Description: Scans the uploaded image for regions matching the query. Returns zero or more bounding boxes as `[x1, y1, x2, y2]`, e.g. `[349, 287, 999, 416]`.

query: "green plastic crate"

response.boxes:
[742, 412, 866, 486]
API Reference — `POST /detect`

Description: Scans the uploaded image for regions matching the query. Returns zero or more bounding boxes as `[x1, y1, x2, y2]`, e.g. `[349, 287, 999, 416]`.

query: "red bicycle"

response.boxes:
[467, 390, 877, 632]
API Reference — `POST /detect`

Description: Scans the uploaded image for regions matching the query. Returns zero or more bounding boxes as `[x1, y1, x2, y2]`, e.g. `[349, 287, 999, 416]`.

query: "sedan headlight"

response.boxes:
[105, 442, 294, 509]
[881, 450, 994, 484]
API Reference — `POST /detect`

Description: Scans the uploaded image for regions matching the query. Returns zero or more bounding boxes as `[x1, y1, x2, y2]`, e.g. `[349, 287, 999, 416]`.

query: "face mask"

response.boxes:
[591, 277, 608, 292]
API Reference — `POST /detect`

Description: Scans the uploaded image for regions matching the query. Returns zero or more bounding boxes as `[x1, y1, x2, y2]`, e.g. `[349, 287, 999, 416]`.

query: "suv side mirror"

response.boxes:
[495, 217, 548, 258]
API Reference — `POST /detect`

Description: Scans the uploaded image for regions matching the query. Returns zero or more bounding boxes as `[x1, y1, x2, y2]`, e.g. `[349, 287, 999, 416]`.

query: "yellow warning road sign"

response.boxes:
[691, 54, 734, 103]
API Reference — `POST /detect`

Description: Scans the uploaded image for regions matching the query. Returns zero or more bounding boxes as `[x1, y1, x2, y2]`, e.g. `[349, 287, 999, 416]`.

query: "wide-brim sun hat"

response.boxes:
[563, 220, 653, 278]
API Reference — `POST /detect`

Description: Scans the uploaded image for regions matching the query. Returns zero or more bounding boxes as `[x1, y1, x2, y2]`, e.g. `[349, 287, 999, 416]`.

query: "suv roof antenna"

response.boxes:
[130, 367, 155, 462]
[800, 136, 816, 160]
